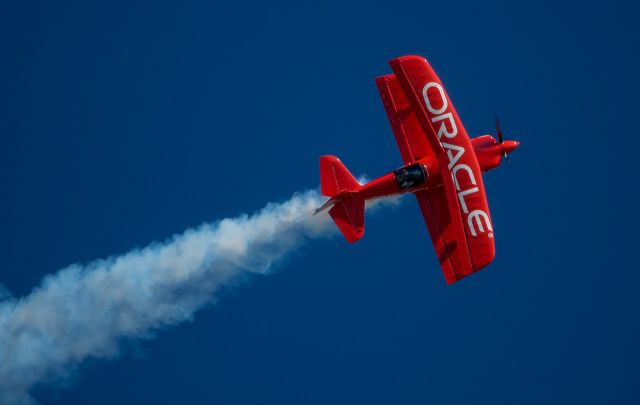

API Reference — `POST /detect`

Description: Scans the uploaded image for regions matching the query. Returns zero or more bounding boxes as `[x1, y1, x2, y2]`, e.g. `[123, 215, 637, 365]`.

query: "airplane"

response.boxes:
[316, 55, 519, 284]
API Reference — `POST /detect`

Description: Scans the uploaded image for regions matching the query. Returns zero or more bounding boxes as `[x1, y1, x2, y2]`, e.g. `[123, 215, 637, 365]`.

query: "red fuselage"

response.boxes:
[357, 136, 519, 202]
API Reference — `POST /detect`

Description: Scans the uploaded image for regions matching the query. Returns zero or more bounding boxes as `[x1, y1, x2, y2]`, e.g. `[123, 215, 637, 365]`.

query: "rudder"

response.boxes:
[328, 193, 365, 243]
[319, 156, 360, 197]
[318, 156, 365, 243]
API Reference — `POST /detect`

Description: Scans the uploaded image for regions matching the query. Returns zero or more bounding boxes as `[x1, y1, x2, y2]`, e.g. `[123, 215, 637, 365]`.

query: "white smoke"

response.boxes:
[0, 190, 353, 404]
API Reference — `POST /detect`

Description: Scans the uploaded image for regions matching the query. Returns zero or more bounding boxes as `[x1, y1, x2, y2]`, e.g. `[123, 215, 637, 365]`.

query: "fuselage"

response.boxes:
[357, 136, 519, 202]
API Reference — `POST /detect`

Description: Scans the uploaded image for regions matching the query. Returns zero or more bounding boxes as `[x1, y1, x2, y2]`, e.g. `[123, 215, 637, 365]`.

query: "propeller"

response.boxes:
[495, 115, 503, 144]
[495, 115, 510, 163]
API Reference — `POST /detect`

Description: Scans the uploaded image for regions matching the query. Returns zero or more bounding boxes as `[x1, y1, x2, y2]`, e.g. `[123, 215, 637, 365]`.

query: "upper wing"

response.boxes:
[384, 56, 495, 282]
[375, 75, 434, 165]
[376, 74, 468, 282]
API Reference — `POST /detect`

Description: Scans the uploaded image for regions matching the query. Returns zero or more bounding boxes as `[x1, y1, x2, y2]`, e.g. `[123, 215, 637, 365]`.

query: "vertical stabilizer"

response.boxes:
[318, 156, 365, 243]
[319, 156, 360, 197]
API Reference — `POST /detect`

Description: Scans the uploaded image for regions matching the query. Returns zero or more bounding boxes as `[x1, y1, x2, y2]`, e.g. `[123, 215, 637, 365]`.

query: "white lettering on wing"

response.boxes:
[422, 81, 493, 238]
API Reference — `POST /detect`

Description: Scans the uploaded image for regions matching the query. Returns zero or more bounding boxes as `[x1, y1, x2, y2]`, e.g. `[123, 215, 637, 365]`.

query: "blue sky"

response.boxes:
[1, 0, 639, 403]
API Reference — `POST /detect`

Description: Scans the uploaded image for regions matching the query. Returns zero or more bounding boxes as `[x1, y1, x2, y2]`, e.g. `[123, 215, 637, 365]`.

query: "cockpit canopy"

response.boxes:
[394, 163, 428, 190]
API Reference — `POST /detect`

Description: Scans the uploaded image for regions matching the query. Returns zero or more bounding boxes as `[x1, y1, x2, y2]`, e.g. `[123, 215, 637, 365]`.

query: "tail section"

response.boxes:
[319, 156, 360, 197]
[329, 192, 364, 243]
[318, 156, 365, 243]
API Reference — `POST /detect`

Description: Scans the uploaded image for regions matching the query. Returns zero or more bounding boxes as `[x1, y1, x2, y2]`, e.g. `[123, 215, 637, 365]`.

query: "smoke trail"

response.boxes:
[0, 190, 390, 404]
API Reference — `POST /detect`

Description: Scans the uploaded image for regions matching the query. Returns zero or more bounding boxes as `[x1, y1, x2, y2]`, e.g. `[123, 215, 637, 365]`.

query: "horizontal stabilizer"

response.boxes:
[328, 193, 365, 243]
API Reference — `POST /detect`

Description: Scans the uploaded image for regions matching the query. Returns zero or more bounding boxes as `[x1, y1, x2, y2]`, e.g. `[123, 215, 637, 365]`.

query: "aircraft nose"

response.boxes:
[504, 140, 520, 153]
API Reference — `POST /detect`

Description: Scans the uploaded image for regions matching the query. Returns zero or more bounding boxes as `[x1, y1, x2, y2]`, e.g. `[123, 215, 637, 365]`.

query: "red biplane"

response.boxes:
[317, 56, 519, 284]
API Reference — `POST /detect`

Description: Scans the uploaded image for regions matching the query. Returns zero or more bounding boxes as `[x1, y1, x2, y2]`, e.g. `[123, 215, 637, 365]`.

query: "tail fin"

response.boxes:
[318, 156, 365, 243]
[319, 156, 360, 197]
[328, 192, 365, 243]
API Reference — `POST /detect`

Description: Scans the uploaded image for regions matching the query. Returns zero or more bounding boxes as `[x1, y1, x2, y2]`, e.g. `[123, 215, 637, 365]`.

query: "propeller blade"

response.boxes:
[495, 115, 503, 143]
